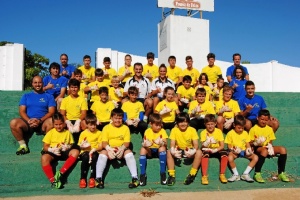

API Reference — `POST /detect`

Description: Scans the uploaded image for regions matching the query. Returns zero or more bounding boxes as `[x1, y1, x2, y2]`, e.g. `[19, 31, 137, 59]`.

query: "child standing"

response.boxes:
[200, 114, 228, 184]
[78, 114, 103, 188]
[72, 69, 88, 100]
[176, 75, 195, 112]
[91, 87, 115, 131]
[102, 57, 117, 86]
[229, 65, 247, 101]
[95, 108, 140, 189]
[109, 75, 124, 108]
[250, 110, 290, 183]
[121, 86, 148, 138]
[212, 77, 224, 102]
[194, 73, 213, 102]
[41, 113, 80, 189]
[166, 112, 202, 186]
[225, 115, 258, 183]
[154, 86, 179, 130]
[139, 113, 168, 186]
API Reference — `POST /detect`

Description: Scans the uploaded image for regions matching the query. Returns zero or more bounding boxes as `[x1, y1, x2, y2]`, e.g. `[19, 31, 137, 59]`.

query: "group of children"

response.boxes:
[39, 54, 290, 190]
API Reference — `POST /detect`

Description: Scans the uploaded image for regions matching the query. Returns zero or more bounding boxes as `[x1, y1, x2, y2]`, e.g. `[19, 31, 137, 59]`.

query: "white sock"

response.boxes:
[124, 152, 138, 178]
[243, 166, 253, 175]
[18, 140, 26, 146]
[96, 154, 108, 178]
[232, 167, 239, 175]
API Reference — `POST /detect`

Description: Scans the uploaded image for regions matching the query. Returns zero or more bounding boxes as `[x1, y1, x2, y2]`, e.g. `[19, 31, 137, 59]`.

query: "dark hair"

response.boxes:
[95, 68, 104, 76]
[103, 57, 111, 63]
[159, 63, 167, 70]
[147, 52, 155, 59]
[185, 55, 193, 61]
[223, 85, 233, 94]
[149, 113, 162, 125]
[204, 114, 216, 124]
[232, 53, 241, 61]
[176, 112, 190, 124]
[125, 54, 132, 59]
[182, 75, 192, 82]
[234, 115, 246, 126]
[258, 109, 270, 117]
[49, 62, 60, 73]
[128, 86, 138, 94]
[60, 53, 68, 59]
[195, 87, 206, 96]
[68, 78, 80, 88]
[163, 86, 175, 99]
[99, 86, 109, 95]
[233, 65, 246, 79]
[83, 55, 91, 60]
[111, 108, 124, 117]
[52, 112, 64, 123]
[245, 80, 255, 87]
[133, 62, 143, 70]
[217, 77, 224, 82]
[207, 53, 215, 60]
[74, 69, 83, 76]
[199, 73, 208, 83]
[85, 114, 97, 125]
[168, 55, 176, 61]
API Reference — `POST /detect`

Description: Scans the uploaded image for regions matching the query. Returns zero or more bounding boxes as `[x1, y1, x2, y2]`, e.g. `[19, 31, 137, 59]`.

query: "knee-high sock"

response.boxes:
[139, 155, 147, 175]
[201, 157, 209, 176]
[42, 164, 54, 183]
[159, 151, 167, 174]
[125, 152, 138, 178]
[278, 154, 287, 174]
[220, 156, 228, 174]
[255, 154, 266, 173]
[96, 154, 108, 178]
[60, 156, 77, 174]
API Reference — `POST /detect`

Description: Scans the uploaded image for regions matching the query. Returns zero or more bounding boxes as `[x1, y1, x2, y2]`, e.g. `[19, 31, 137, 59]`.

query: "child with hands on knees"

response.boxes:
[95, 108, 140, 189]
[78, 114, 103, 188]
[225, 115, 258, 183]
[176, 75, 195, 112]
[41, 113, 80, 189]
[139, 113, 168, 186]
[200, 114, 228, 185]
[154, 86, 179, 130]
[166, 112, 202, 186]
[91, 86, 116, 131]
[250, 110, 290, 183]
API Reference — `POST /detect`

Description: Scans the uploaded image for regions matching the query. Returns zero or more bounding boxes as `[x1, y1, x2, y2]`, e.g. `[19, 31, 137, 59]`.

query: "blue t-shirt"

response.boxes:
[19, 91, 56, 119]
[238, 94, 267, 120]
[43, 75, 68, 98]
[229, 78, 247, 101]
[60, 64, 75, 79]
[226, 65, 249, 81]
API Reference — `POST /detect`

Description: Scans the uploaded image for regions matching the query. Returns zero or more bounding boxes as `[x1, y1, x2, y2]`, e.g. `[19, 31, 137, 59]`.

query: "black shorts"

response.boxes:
[20, 118, 44, 135]
[41, 145, 79, 161]
[202, 150, 228, 158]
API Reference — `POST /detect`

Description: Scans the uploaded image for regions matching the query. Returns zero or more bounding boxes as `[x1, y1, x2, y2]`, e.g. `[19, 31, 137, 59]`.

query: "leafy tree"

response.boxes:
[242, 60, 250, 64]
[0, 41, 49, 90]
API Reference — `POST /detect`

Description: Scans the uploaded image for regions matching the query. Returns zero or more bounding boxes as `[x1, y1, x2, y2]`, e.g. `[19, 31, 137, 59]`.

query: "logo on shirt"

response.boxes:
[39, 98, 45, 103]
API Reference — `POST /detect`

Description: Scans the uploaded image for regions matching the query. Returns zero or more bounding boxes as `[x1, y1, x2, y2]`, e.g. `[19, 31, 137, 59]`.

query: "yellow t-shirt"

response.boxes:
[102, 123, 130, 147]
[179, 68, 200, 86]
[109, 87, 124, 102]
[78, 129, 102, 152]
[249, 125, 276, 146]
[102, 67, 117, 86]
[188, 100, 216, 115]
[144, 128, 168, 149]
[167, 66, 182, 83]
[212, 88, 223, 102]
[155, 100, 178, 123]
[169, 127, 199, 149]
[60, 95, 88, 120]
[78, 82, 87, 99]
[43, 128, 74, 147]
[200, 128, 223, 149]
[215, 99, 240, 119]
[142, 64, 159, 82]
[194, 85, 213, 101]
[78, 66, 95, 83]
[176, 85, 195, 101]
[225, 129, 250, 150]
[91, 100, 115, 123]
[201, 65, 222, 84]
[87, 81, 109, 102]
[121, 101, 145, 119]
[118, 65, 134, 82]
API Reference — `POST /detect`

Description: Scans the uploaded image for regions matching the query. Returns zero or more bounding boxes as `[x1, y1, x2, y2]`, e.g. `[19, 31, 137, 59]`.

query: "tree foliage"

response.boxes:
[242, 60, 251, 64]
[0, 41, 49, 90]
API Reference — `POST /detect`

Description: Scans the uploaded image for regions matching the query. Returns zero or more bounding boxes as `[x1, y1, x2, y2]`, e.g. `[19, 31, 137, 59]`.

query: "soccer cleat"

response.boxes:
[89, 178, 96, 188]
[51, 180, 62, 189]
[228, 174, 240, 182]
[253, 173, 265, 183]
[219, 174, 228, 184]
[95, 178, 104, 189]
[201, 175, 209, 185]
[53, 171, 62, 189]
[128, 178, 139, 188]
[16, 146, 30, 155]
[167, 176, 175, 186]
[79, 179, 87, 188]
[184, 174, 195, 185]
[160, 173, 167, 185]
[241, 174, 254, 183]
[139, 174, 147, 186]
[278, 172, 290, 182]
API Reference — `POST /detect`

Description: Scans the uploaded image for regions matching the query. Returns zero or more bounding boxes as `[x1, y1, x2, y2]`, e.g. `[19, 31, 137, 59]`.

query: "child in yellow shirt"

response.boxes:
[176, 75, 195, 112]
[102, 57, 117, 86]
[212, 77, 224, 102]
[109, 75, 124, 108]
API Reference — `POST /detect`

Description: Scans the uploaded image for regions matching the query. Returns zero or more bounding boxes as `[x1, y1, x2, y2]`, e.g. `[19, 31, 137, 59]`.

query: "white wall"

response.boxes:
[0, 43, 24, 90]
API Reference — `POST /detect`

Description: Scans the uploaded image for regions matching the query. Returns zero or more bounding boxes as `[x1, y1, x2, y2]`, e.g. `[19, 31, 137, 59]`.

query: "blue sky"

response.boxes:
[1, 0, 299, 67]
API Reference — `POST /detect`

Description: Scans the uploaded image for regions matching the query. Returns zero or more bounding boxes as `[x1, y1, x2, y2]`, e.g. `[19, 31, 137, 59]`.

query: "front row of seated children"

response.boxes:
[41, 109, 290, 189]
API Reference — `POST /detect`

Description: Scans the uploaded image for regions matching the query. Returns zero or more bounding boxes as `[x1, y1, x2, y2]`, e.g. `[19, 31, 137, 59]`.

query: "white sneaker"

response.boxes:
[241, 174, 254, 183]
[228, 174, 240, 182]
